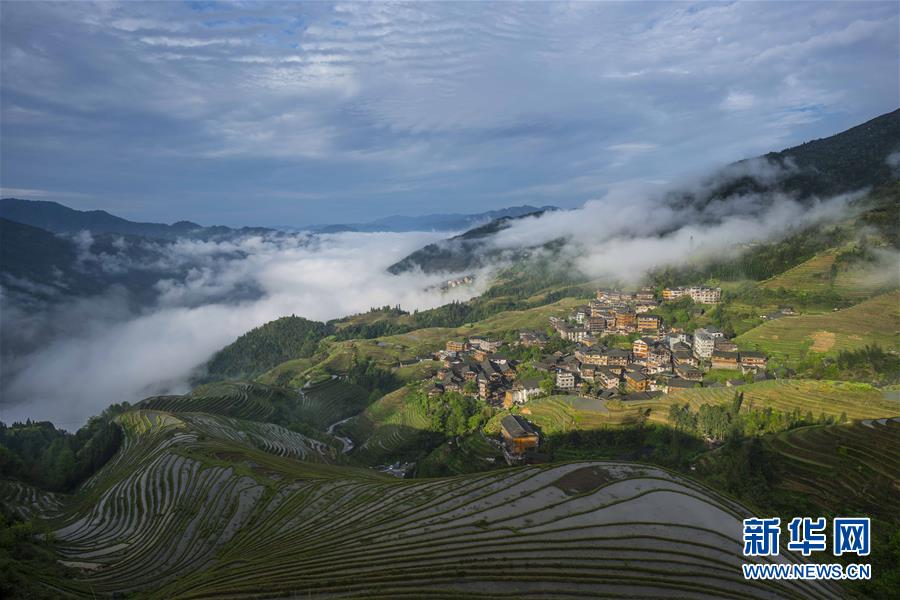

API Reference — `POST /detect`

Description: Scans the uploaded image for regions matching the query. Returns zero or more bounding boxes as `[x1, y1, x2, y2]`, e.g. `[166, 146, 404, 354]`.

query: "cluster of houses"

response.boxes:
[430, 336, 539, 407]
[426, 285, 766, 460]
[550, 288, 660, 342]
[550, 286, 722, 343]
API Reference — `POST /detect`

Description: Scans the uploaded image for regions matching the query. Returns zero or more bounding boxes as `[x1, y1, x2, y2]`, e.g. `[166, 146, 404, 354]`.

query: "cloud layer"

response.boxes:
[0, 230, 490, 428]
[2, 1, 897, 225]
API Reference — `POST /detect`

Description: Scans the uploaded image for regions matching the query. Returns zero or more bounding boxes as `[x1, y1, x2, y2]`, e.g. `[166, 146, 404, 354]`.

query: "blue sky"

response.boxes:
[1, 1, 897, 226]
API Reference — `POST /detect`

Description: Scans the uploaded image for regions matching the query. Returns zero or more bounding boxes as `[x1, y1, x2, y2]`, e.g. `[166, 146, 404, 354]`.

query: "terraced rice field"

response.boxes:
[21, 408, 842, 598]
[762, 417, 900, 520]
[295, 378, 372, 430]
[735, 291, 900, 362]
[255, 356, 317, 387]
[488, 396, 614, 436]
[663, 380, 899, 421]
[760, 250, 840, 294]
[181, 413, 340, 463]
[760, 248, 899, 299]
[345, 387, 432, 465]
[0, 479, 64, 519]
[139, 381, 287, 421]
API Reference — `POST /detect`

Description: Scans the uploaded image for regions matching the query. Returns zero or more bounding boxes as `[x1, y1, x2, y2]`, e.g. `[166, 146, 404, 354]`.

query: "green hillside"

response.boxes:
[735, 291, 900, 364]
[204, 316, 331, 380]
[760, 246, 899, 300]
[340, 387, 434, 466]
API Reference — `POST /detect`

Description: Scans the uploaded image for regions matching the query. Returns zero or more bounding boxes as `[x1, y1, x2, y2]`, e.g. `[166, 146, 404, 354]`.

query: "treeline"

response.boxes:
[205, 316, 330, 380]
[797, 344, 900, 385]
[727, 281, 851, 309]
[0, 403, 130, 492]
[668, 392, 846, 443]
[649, 224, 849, 287]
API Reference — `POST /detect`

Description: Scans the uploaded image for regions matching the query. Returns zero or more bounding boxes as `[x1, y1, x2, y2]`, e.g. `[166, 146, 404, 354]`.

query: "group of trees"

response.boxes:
[648, 223, 851, 287]
[413, 389, 492, 437]
[797, 344, 900, 385]
[0, 403, 129, 492]
[669, 392, 847, 444]
[346, 356, 402, 402]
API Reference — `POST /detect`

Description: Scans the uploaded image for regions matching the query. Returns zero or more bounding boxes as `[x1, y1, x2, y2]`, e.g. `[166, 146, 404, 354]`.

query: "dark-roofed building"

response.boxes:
[607, 348, 629, 366]
[504, 377, 543, 408]
[675, 364, 704, 381]
[714, 338, 739, 353]
[556, 369, 576, 390]
[637, 314, 661, 332]
[711, 351, 740, 370]
[663, 377, 700, 392]
[597, 367, 622, 389]
[740, 351, 767, 370]
[624, 370, 648, 392]
[632, 337, 651, 359]
[518, 330, 548, 348]
[500, 415, 540, 455]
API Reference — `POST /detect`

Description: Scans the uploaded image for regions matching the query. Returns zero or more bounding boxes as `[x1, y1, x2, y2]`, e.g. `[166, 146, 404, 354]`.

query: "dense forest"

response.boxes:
[0, 403, 130, 492]
[205, 316, 331, 380]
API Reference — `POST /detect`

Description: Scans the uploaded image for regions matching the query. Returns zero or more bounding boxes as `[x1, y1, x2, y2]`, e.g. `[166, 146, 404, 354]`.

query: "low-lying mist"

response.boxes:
[0, 158, 872, 428]
[491, 160, 862, 281]
[0, 231, 491, 428]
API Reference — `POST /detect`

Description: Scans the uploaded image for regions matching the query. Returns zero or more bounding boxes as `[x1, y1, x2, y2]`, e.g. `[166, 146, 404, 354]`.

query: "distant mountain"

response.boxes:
[0, 218, 232, 308]
[305, 205, 558, 233]
[0, 199, 201, 239]
[0, 198, 276, 240]
[0, 217, 105, 300]
[390, 109, 900, 275]
[386, 209, 560, 274]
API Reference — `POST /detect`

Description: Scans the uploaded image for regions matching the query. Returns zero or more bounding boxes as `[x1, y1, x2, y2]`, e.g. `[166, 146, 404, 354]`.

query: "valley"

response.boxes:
[1, 110, 898, 598]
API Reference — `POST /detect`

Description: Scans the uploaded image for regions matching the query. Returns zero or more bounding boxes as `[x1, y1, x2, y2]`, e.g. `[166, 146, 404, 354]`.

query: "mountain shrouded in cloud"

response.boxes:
[4, 109, 898, 427]
[389, 109, 900, 279]
[0, 229, 491, 427]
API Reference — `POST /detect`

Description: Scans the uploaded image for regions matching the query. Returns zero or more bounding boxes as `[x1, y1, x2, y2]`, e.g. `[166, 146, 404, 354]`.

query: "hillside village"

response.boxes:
[429, 285, 772, 459]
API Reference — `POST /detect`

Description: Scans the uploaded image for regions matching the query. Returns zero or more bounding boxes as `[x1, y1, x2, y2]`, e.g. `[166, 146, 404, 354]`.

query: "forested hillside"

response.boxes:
[204, 316, 331, 380]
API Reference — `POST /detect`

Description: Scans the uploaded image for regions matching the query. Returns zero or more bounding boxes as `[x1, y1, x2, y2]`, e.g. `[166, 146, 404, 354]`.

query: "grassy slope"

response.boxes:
[256, 297, 582, 387]
[485, 380, 899, 437]
[759, 247, 899, 300]
[735, 291, 900, 363]
[341, 387, 433, 465]
[663, 379, 898, 420]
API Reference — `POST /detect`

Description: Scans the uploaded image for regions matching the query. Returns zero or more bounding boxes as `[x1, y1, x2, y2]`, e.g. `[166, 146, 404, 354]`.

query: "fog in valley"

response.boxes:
[0, 230, 490, 427]
[0, 160, 881, 428]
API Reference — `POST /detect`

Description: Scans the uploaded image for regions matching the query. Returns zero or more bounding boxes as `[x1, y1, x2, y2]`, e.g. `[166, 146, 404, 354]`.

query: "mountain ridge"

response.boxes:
[389, 109, 900, 275]
[302, 204, 560, 233]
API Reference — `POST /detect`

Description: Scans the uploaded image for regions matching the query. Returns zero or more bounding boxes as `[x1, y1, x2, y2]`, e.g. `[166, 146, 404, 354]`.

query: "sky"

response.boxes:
[1, 1, 898, 227]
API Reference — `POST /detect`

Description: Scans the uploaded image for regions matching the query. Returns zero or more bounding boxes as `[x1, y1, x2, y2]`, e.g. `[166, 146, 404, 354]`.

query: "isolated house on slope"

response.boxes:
[500, 415, 540, 455]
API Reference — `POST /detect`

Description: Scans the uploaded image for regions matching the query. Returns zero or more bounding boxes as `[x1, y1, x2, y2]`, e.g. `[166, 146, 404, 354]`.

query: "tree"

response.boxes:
[539, 376, 555, 397]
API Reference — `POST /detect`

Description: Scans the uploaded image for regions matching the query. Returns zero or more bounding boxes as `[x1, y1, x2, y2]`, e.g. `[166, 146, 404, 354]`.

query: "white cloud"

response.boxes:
[0, 230, 491, 426]
[607, 143, 658, 153]
[720, 91, 756, 111]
